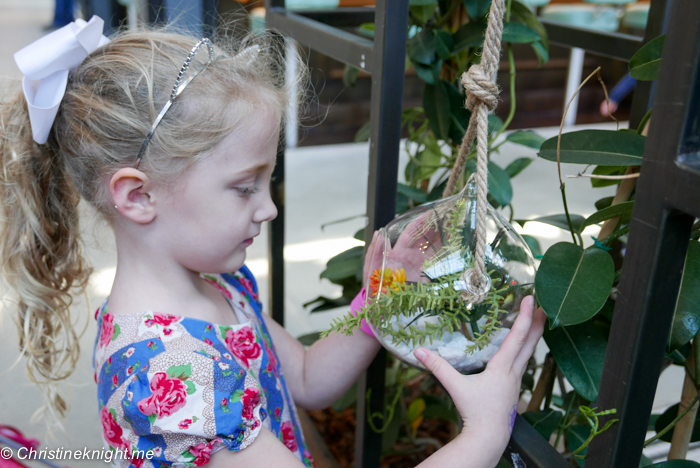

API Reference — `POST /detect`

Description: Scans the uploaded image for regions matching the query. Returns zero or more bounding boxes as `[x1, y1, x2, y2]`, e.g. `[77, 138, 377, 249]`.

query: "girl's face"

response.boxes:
[153, 106, 279, 275]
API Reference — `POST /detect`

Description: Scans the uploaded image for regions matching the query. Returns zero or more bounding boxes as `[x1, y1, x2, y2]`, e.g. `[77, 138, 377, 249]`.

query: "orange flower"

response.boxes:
[369, 268, 407, 296]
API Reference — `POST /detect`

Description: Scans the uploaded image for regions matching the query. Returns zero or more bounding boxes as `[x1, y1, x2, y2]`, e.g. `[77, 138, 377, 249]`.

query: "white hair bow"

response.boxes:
[14, 16, 110, 144]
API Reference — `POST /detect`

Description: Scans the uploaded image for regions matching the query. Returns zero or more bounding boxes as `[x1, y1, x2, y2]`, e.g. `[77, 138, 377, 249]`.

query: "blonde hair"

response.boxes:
[0, 27, 295, 421]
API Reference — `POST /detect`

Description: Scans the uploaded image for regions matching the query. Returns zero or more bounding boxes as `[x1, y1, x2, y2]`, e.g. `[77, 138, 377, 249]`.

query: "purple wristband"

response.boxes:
[350, 287, 374, 337]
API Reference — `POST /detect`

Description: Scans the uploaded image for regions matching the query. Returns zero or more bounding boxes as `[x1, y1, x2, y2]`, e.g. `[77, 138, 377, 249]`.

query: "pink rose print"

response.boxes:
[179, 418, 193, 429]
[274, 407, 281, 420]
[263, 339, 278, 378]
[126, 451, 145, 468]
[238, 275, 259, 301]
[144, 313, 181, 328]
[241, 388, 261, 420]
[101, 406, 124, 449]
[137, 372, 188, 419]
[111, 374, 119, 387]
[163, 328, 173, 336]
[224, 326, 261, 368]
[124, 347, 135, 358]
[204, 338, 213, 346]
[204, 277, 233, 300]
[147, 341, 154, 347]
[100, 314, 115, 348]
[281, 421, 298, 452]
[188, 439, 219, 466]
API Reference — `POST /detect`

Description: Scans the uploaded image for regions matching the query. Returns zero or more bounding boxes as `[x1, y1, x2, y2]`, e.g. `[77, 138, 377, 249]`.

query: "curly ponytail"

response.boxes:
[0, 87, 91, 420]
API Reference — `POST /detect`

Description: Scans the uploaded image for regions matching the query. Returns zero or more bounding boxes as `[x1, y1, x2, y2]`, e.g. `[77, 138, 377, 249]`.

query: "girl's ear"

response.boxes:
[110, 168, 157, 224]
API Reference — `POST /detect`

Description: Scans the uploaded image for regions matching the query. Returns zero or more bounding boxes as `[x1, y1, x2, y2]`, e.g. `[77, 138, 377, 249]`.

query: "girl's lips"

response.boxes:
[242, 238, 254, 246]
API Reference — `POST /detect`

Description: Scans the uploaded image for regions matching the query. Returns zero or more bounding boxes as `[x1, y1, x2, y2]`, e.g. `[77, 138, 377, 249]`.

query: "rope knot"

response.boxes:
[461, 65, 499, 112]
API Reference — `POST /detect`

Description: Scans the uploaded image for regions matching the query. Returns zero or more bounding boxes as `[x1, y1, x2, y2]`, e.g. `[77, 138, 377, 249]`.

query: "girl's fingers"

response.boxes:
[414, 347, 464, 397]
[513, 307, 547, 375]
[488, 296, 536, 371]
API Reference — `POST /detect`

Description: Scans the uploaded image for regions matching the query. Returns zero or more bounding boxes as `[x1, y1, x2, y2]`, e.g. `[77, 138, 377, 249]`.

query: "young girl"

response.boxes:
[1, 17, 546, 468]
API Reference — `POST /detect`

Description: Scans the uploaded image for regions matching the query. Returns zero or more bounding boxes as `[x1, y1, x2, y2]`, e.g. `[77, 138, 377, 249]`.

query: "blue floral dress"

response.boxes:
[93, 267, 315, 467]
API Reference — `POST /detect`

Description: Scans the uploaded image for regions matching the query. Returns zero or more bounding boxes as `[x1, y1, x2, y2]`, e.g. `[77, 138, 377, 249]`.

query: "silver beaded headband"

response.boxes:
[133, 38, 215, 169]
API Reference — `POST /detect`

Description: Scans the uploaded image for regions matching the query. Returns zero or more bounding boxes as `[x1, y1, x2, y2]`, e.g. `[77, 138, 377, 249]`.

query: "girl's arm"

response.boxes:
[263, 312, 382, 410]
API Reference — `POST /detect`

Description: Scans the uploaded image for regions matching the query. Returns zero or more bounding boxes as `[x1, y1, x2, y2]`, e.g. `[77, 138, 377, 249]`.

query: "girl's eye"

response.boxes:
[237, 186, 261, 196]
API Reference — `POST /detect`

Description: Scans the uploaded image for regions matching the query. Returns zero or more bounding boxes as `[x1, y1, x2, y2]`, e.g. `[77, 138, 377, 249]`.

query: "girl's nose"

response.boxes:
[254, 192, 278, 223]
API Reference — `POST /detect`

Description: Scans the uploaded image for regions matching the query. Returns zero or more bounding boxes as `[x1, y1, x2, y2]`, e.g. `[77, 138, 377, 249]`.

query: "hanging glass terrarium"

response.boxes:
[361, 176, 536, 373]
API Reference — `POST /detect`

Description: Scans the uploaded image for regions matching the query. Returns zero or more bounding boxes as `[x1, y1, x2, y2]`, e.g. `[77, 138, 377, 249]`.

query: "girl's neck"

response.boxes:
[108, 235, 240, 325]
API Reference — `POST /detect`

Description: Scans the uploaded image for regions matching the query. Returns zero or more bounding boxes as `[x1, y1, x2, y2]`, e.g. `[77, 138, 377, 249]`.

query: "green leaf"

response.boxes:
[522, 409, 563, 440]
[531, 40, 549, 66]
[354, 121, 371, 143]
[112, 323, 121, 341]
[230, 389, 245, 403]
[414, 60, 442, 84]
[536, 243, 614, 327]
[407, 397, 426, 423]
[332, 382, 357, 412]
[148, 413, 157, 425]
[639, 454, 654, 467]
[408, 27, 437, 66]
[506, 130, 546, 149]
[320, 246, 364, 282]
[522, 234, 542, 258]
[424, 82, 452, 140]
[466, 159, 513, 206]
[444, 80, 471, 143]
[505, 157, 533, 178]
[543, 321, 608, 402]
[435, 30, 454, 60]
[595, 196, 615, 211]
[381, 409, 402, 454]
[525, 214, 586, 233]
[452, 20, 487, 52]
[304, 296, 352, 312]
[488, 114, 504, 134]
[423, 399, 459, 423]
[669, 242, 700, 352]
[502, 22, 540, 44]
[411, 5, 437, 23]
[415, 135, 445, 180]
[591, 165, 628, 188]
[511, 1, 549, 50]
[487, 161, 513, 206]
[539, 130, 646, 166]
[464, 0, 492, 19]
[167, 364, 192, 381]
[629, 35, 665, 81]
[397, 182, 428, 203]
[654, 402, 700, 443]
[651, 461, 700, 467]
[567, 425, 591, 463]
[296, 332, 321, 346]
[184, 380, 196, 395]
[579, 201, 635, 234]
[343, 65, 360, 88]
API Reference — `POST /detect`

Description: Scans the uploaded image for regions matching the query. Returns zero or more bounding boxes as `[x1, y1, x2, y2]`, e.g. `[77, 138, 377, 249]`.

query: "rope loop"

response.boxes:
[461, 65, 499, 112]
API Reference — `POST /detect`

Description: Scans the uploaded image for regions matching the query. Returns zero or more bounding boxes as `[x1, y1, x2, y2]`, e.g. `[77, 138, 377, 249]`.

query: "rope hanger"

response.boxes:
[441, 0, 507, 302]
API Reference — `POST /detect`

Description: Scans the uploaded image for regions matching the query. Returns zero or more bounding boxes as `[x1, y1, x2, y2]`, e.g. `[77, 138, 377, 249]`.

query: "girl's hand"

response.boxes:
[414, 296, 546, 449]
